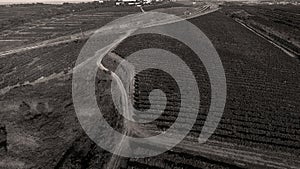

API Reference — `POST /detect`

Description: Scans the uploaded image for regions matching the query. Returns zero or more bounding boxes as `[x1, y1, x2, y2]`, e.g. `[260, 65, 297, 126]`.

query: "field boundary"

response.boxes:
[234, 19, 299, 59]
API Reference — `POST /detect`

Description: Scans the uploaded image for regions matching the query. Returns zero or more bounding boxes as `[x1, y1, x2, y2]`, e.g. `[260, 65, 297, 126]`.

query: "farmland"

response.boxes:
[221, 4, 300, 58]
[0, 3, 142, 168]
[0, 2, 300, 169]
[0, 3, 140, 51]
[112, 9, 300, 168]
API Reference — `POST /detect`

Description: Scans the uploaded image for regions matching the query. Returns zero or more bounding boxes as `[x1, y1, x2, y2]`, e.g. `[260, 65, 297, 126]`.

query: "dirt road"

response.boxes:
[235, 19, 298, 58]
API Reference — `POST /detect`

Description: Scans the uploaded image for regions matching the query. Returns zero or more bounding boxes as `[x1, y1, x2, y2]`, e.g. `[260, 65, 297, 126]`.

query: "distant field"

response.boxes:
[0, 2, 190, 52]
[0, 4, 140, 51]
[0, 3, 105, 31]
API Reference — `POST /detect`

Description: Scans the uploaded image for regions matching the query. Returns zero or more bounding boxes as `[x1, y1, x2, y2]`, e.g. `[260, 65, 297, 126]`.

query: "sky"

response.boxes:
[0, 0, 260, 4]
[0, 0, 94, 4]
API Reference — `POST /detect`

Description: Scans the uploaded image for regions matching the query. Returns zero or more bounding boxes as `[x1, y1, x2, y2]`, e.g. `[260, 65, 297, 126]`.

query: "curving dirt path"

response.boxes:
[91, 6, 221, 169]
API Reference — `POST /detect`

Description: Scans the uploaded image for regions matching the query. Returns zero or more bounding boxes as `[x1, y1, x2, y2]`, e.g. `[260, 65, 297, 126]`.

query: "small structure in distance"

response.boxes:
[115, 0, 154, 6]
